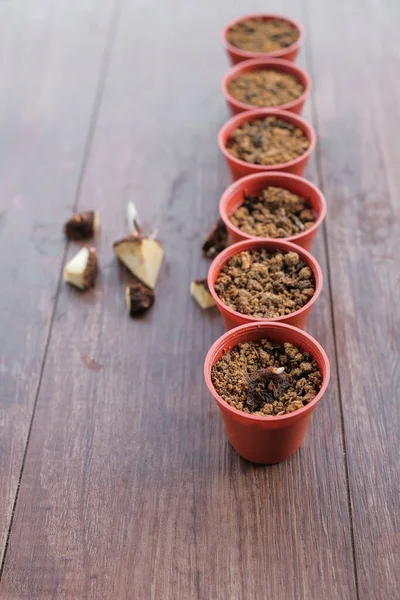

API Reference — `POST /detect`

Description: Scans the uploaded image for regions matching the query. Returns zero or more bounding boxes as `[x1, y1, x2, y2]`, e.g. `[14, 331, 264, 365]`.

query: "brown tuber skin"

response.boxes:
[126, 281, 154, 317]
[246, 366, 290, 412]
[202, 219, 229, 258]
[194, 278, 210, 291]
[113, 231, 143, 249]
[211, 339, 322, 416]
[64, 211, 98, 240]
[82, 248, 98, 289]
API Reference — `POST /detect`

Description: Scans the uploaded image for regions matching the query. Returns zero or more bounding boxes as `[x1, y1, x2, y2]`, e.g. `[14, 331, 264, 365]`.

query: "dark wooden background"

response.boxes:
[0, 0, 398, 598]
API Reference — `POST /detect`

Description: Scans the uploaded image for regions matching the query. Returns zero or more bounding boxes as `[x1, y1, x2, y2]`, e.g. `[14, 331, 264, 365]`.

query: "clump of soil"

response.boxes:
[230, 186, 316, 238]
[211, 339, 322, 416]
[228, 70, 304, 108]
[202, 219, 229, 258]
[226, 117, 309, 166]
[214, 249, 315, 318]
[227, 17, 299, 54]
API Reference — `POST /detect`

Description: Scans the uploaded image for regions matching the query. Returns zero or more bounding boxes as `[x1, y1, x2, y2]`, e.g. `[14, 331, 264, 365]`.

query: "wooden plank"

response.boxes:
[1, 1, 357, 598]
[305, 0, 400, 598]
[0, 0, 118, 570]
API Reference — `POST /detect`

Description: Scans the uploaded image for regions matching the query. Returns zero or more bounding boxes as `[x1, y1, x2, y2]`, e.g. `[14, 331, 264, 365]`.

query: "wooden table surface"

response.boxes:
[0, 0, 399, 598]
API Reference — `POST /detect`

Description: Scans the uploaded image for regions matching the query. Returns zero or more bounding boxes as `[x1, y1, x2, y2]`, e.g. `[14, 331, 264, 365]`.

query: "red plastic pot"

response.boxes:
[219, 172, 326, 251]
[204, 322, 330, 463]
[208, 238, 323, 331]
[223, 14, 305, 65]
[222, 58, 311, 116]
[218, 108, 316, 181]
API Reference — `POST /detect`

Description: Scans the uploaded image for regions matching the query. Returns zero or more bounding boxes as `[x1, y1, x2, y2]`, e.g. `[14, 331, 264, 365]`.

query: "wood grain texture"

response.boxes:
[305, 0, 400, 598]
[0, 0, 118, 570]
[0, 1, 359, 599]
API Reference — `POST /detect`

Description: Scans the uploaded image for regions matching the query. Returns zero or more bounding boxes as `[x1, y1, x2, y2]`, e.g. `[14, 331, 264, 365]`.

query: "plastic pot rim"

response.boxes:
[204, 321, 330, 423]
[221, 57, 312, 114]
[222, 13, 305, 62]
[218, 108, 316, 173]
[219, 171, 327, 245]
[207, 237, 323, 326]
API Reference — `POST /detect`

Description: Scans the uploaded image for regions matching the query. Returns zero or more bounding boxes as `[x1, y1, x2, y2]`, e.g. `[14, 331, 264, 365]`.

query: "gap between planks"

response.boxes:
[301, 0, 360, 597]
[0, 0, 124, 582]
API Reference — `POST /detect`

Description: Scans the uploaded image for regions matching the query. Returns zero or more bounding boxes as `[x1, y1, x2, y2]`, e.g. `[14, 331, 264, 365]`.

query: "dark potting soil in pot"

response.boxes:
[228, 70, 304, 108]
[226, 117, 309, 166]
[227, 17, 299, 54]
[214, 249, 315, 318]
[211, 339, 322, 416]
[230, 186, 316, 238]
